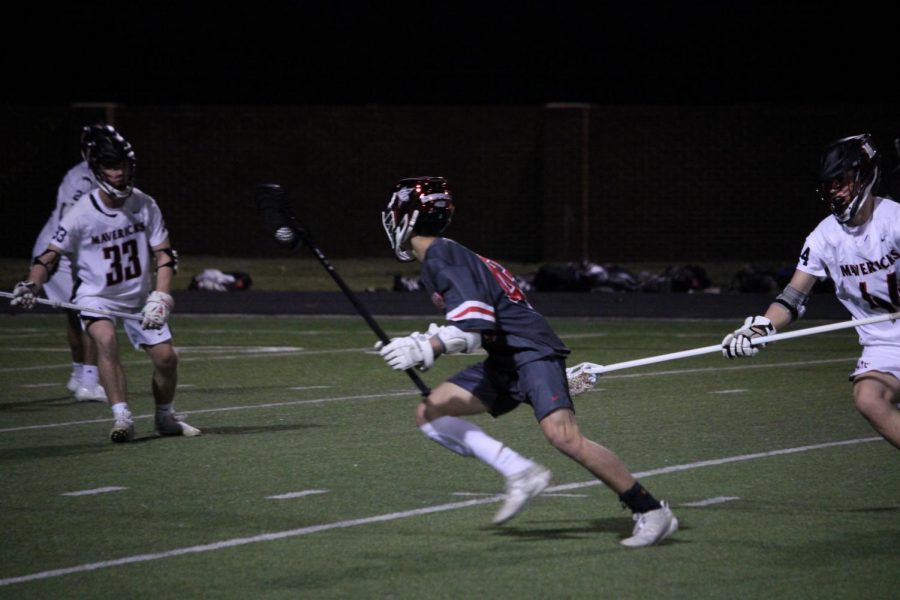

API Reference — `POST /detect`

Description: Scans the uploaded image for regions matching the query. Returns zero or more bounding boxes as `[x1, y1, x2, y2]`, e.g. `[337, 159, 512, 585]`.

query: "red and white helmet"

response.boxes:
[382, 177, 454, 262]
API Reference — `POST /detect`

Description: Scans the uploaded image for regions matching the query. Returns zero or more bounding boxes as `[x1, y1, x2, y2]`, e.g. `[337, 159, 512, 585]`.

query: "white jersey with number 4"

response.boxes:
[51, 188, 169, 308]
[797, 196, 900, 348]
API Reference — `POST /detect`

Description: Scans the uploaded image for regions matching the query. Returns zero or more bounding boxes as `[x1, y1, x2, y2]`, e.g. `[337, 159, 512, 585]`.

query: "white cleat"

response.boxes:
[66, 375, 80, 393]
[492, 464, 552, 525]
[155, 412, 202, 437]
[74, 384, 108, 403]
[109, 417, 135, 443]
[620, 501, 679, 547]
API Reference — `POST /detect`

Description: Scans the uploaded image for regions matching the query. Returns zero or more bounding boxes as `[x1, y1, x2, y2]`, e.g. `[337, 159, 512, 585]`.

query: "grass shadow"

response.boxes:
[0, 442, 111, 461]
[0, 395, 82, 412]
[490, 516, 689, 545]
[199, 423, 324, 435]
[489, 517, 628, 541]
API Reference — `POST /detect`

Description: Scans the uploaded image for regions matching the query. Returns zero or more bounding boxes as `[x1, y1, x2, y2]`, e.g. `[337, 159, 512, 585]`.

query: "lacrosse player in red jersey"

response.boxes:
[10, 125, 200, 443]
[29, 125, 108, 402]
[722, 134, 900, 449]
[376, 177, 677, 547]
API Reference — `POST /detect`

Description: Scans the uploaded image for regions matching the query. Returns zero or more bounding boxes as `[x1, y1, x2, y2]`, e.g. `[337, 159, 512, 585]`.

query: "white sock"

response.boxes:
[420, 416, 534, 478]
[81, 365, 99, 386]
[111, 402, 132, 421]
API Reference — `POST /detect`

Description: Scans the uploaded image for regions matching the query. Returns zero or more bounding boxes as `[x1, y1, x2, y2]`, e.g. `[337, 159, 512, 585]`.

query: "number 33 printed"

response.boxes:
[103, 240, 142, 285]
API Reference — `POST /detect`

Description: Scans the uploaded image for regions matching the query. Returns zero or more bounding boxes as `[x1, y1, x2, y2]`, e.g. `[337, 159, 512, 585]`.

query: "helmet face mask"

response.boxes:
[818, 134, 879, 224]
[82, 124, 137, 201]
[382, 177, 454, 262]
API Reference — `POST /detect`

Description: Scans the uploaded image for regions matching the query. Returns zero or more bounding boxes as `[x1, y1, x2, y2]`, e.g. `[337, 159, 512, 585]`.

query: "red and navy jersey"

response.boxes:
[421, 238, 569, 367]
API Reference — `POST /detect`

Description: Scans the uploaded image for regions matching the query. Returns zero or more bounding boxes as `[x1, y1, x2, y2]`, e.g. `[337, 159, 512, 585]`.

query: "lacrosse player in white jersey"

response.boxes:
[30, 125, 108, 401]
[10, 125, 200, 443]
[722, 134, 900, 449]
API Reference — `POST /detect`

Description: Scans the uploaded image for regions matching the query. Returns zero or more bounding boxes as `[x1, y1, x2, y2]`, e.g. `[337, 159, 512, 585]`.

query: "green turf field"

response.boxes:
[0, 314, 896, 598]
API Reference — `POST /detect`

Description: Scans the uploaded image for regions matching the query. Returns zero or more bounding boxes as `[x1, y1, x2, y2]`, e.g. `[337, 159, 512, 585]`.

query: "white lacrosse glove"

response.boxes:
[10, 280, 38, 309]
[141, 291, 175, 330]
[565, 362, 600, 396]
[721, 316, 775, 359]
[376, 332, 435, 371]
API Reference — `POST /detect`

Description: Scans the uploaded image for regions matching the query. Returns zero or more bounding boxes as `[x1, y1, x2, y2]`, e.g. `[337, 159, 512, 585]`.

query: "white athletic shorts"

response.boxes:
[77, 296, 173, 350]
[850, 345, 900, 383]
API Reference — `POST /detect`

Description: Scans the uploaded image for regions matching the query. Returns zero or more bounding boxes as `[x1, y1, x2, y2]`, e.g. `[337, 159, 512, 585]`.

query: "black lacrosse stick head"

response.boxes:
[254, 183, 308, 250]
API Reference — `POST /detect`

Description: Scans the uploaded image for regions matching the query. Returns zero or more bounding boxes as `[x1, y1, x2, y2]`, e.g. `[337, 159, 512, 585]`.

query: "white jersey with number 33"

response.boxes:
[797, 196, 900, 348]
[51, 188, 169, 307]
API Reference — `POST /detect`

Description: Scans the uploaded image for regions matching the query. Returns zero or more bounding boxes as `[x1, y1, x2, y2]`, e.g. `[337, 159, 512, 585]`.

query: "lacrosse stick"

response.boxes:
[253, 183, 432, 397]
[565, 311, 900, 395]
[1, 291, 143, 321]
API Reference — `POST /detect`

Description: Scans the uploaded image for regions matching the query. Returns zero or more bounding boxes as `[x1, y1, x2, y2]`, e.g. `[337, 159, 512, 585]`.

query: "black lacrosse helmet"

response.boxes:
[818, 133, 879, 224]
[382, 176, 454, 262]
[82, 124, 137, 200]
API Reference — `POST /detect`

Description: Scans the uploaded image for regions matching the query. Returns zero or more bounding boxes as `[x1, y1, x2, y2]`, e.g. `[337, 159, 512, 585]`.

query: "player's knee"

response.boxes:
[542, 423, 581, 456]
[854, 391, 888, 421]
[91, 336, 118, 360]
[86, 320, 116, 345]
[152, 346, 178, 372]
[417, 395, 449, 425]
[415, 401, 430, 426]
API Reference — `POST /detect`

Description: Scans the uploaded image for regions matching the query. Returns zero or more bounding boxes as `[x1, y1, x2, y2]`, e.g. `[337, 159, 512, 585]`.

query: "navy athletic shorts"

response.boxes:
[448, 357, 574, 421]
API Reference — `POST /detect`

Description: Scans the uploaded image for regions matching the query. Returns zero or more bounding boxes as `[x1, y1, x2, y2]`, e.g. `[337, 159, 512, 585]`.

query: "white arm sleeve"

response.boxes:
[429, 323, 481, 354]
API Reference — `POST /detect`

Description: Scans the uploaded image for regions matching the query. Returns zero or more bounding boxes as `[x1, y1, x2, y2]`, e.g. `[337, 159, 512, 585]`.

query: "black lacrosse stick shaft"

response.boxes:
[298, 230, 431, 396]
[254, 183, 431, 397]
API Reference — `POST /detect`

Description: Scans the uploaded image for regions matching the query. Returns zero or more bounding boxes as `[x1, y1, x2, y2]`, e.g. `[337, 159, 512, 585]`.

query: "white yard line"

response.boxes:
[266, 490, 329, 500]
[60, 487, 127, 497]
[681, 496, 741, 507]
[0, 435, 882, 588]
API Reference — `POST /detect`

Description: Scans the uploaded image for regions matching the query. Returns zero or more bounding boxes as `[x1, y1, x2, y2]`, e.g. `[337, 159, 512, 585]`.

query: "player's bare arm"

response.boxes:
[151, 241, 177, 294]
[30, 244, 65, 286]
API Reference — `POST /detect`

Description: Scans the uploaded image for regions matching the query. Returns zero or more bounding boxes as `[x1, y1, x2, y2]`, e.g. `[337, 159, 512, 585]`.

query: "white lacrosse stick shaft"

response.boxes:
[0, 291, 143, 321]
[575, 311, 900, 375]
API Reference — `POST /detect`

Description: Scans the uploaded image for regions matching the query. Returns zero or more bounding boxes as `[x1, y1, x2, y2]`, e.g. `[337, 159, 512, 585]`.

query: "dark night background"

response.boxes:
[10, 2, 896, 106]
[2, 2, 897, 264]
